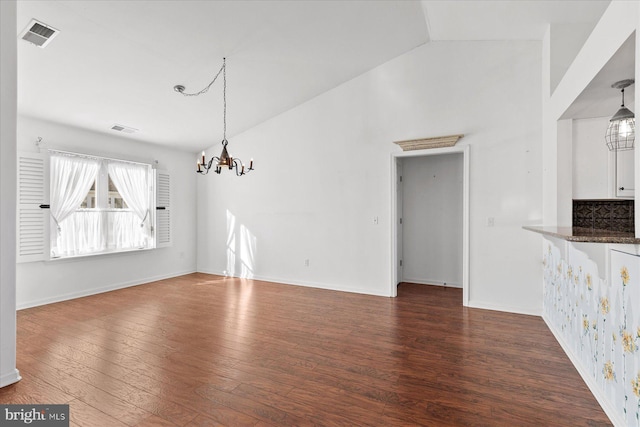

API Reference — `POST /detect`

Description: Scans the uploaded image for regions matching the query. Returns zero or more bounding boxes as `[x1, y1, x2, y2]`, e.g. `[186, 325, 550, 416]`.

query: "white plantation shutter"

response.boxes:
[155, 170, 171, 247]
[17, 152, 49, 262]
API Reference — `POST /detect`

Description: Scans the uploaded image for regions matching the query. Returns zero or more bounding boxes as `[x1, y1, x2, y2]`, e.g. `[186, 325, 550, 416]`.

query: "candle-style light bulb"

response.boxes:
[201, 151, 206, 165]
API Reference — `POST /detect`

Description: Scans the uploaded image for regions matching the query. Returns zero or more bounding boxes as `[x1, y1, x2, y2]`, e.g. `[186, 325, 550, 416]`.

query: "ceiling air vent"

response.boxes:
[20, 19, 59, 48]
[110, 124, 138, 134]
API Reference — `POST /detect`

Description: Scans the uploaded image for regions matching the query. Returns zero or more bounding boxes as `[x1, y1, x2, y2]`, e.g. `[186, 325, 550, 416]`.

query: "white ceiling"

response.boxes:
[16, 0, 612, 153]
[422, 0, 610, 41]
[561, 33, 636, 120]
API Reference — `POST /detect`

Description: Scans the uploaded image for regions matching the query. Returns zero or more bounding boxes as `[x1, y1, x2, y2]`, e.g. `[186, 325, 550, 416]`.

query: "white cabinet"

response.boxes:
[615, 149, 634, 198]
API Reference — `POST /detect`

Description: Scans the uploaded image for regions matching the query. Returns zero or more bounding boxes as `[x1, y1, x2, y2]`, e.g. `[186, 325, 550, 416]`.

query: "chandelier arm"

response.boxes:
[235, 158, 253, 175]
[231, 158, 242, 176]
[197, 155, 252, 176]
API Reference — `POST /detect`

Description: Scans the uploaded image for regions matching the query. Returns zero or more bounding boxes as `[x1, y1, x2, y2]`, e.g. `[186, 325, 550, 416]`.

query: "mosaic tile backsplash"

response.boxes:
[573, 199, 634, 233]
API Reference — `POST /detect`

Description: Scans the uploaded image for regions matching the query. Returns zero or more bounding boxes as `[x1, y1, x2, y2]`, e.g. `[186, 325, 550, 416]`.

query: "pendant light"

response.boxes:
[174, 58, 254, 176]
[605, 79, 635, 151]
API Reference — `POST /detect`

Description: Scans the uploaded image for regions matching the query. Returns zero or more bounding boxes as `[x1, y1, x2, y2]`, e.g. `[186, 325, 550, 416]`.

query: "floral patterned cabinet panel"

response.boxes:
[543, 239, 640, 426]
[610, 250, 640, 425]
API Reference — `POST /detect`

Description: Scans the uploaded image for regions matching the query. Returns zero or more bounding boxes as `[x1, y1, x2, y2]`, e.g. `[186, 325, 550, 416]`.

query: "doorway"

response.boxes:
[390, 145, 469, 305]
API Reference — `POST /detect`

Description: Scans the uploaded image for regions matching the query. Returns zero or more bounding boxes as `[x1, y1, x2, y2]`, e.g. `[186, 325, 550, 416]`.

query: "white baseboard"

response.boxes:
[0, 369, 21, 388]
[543, 314, 622, 427]
[466, 300, 541, 316]
[401, 277, 462, 288]
[17, 269, 197, 310]
[195, 268, 391, 297]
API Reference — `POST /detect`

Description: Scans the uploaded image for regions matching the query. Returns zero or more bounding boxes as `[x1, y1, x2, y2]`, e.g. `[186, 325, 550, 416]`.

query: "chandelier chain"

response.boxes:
[176, 62, 225, 97]
[178, 57, 253, 176]
[223, 58, 227, 142]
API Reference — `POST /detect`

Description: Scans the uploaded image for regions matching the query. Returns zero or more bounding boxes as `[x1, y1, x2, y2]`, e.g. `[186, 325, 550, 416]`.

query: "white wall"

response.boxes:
[550, 3, 638, 121]
[15, 116, 198, 309]
[557, 119, 573, 226]
[0, 0, 21, 388]
[549, 23, 600, 96]
[401, 154, 462, 287]
[573, 116, 612, 199]
[197, 40, 543, 314]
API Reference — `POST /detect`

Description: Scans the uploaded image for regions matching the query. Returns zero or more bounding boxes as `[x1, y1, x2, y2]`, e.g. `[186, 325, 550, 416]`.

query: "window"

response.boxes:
[49, 151, 154, 258]
[16, 150, 171, 263]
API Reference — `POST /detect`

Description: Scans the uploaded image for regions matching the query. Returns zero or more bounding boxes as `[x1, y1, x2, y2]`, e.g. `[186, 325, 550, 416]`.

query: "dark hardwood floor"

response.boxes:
[1, 274, 611, 426]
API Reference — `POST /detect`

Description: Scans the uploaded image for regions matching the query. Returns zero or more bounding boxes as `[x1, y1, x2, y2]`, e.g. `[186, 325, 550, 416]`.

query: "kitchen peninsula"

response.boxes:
[525, 221, 640, 427]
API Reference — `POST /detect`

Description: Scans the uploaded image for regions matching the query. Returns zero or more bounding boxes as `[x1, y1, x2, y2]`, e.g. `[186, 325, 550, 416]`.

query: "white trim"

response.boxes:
[197, 268, 391, 298]
[16, 269, 195, 310]
[543, 314, 622, 427]
[390, 144, 470, 304]
[462, 145, 470, 306]
[401, 277, 462, 288]
[41, 143, 156, 169]
[48, 149, 151, 167]
[47, 246, 154, 262]
[467, 300, 541, 317]
[636, 24, 640, 239]
[0, 369, 21, 388]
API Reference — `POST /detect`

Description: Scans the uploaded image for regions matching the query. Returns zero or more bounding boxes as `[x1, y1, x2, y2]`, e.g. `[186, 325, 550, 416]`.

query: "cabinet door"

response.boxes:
[615, 149, 634, 198]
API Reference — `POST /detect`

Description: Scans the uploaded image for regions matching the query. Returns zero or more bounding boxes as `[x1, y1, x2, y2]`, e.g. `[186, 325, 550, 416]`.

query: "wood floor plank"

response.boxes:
[18, 354, 151, 426]
[0, 372, 75, 405]
[3, 275, 611, 426]
[68, 398, 129, 427]
[184, 413, 229, 427]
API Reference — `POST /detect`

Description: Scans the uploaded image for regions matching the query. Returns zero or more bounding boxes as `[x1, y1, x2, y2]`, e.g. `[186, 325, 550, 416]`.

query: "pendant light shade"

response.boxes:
[605, 79, 635, 151]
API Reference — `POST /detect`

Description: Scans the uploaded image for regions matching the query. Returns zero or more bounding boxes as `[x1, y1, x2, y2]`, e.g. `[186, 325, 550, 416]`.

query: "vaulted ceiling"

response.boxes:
[17, 1, 611, 152]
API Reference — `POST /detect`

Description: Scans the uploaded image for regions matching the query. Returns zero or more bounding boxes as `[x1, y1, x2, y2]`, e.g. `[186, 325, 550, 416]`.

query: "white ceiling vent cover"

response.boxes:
[111, 124, 138, 134]
[20, 19, 59, 48]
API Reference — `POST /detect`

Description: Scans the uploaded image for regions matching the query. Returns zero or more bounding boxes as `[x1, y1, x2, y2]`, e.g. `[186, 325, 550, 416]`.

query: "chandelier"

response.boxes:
[605, 79, 635, 151]
[174, 58, 254, 176]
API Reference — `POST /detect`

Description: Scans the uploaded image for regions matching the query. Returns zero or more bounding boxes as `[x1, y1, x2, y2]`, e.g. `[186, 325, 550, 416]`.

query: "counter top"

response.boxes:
[523, 226, 640, 244]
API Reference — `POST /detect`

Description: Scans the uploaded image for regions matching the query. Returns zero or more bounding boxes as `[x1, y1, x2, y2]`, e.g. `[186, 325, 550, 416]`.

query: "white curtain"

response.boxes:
[55, 211, 104, 257]
[50, 153, 100, 233]
[107, 161, 150, 235]
[108, 211, 147, 249]
[53, 210, 147, 258]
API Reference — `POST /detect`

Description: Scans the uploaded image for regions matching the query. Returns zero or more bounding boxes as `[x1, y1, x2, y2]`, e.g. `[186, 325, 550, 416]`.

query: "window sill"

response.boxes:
[48, 246, 155, 262]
